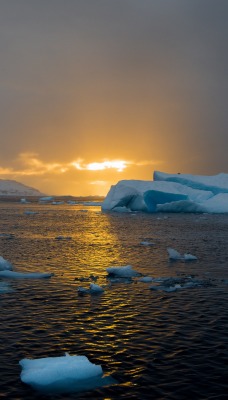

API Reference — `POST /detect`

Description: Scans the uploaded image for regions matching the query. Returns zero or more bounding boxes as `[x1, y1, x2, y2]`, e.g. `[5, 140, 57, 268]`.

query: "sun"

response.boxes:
[87, 161, 127, 172]
[71, 160, 129, 172]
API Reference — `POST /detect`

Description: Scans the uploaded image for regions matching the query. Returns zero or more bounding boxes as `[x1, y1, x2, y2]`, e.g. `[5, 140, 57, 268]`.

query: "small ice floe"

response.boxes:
[150, 284, 181, 292]
[39, 196, 53, 203]
[183, 253, 198, 261]
[149, 276, 212, 292]
[167, 248, 197, 262]
[55, 236, 72, 240]
[140, 241, 155, 246]
[19, 353, 116, 394]
[167, 247, 182, 260]
[78, 283, 104, 295]
[52, 201, 65, 205]
[0, 256, 13, 271]
[78, 286, 90, 295]
[138, 276, 154, 283]
[0, 281, 14, 294]
[90, 283, 104, 294]
[106, 265, 141, 278]
[20, 198, 30, 204]
[0, 270, 53, 279]
[24, 210, 38, 215]
[67, 200, 77, 205]
[0, 233, 15, 240]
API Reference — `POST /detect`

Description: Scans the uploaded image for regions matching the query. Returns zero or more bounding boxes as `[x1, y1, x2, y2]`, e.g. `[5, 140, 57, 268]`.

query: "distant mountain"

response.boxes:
[0, 179, 45, 196]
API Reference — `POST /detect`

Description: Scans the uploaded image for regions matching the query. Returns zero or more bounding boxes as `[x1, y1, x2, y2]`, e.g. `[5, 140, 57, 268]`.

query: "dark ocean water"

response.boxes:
[0, 202, 227, 399]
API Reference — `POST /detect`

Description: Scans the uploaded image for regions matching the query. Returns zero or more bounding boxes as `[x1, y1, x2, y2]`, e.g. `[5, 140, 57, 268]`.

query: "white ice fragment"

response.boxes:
[0, 233, 14, 239]
[24, 210, 38, 215]
[167, 248, 182, 260]
[89, 283, 104, 293]
[78, 284, 104, 295]
[106, 265, 140, 278]
[140, 241, 154, 246]
[183, 253, 198, 261]
[0, 256, 13, 271]
[0, 270, 53, 279]
[20, 198, 30, 204]
[167, 248, 197, 262]
[19, 353, 106, 392]
[39, 196, 53, 202]
[138, 276, 154, 283]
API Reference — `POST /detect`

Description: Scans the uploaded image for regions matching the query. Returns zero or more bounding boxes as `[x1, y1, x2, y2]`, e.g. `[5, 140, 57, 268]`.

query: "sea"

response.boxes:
[0, 199, 227, 400]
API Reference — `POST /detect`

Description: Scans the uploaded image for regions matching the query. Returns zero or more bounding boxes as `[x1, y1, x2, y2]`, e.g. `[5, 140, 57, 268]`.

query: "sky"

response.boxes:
[0, 0, 228, 196]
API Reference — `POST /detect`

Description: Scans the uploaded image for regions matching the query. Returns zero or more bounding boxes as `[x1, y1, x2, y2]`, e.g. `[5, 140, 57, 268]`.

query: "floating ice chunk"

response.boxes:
[150, 284, 181, 292]
[0, 270, 53, 279]
[78, 284, 104, 295]
[138, 276, 154, 283]
[39, 196, 53, 202]
[0, 256, 13, 271]
[0, 233, 14, 239]
[162, 285, 180, 292]
[167, 248, 182, 260]
[149, 276, 212, 292]
[89, 283, 104, 293]
[140, 241, 154, 246]
[183, 253, 198, 261]
[77, 286, 90, 294]
[55, 236, 72, 240]
[167, 248, 197, 262]
[20, 198, 30, 204]
[24, 210, 38, 215]
[19, 353, 115, 393]
[106, 265, 140, 278]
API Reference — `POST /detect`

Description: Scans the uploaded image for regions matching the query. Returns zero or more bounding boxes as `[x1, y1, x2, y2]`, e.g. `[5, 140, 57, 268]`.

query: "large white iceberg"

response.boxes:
[19, 353, 115, 393]
[102, 171, 228, 213]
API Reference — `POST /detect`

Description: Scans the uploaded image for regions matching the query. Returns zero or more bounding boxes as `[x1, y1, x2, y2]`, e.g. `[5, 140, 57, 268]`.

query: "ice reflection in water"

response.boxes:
[0, 203, 227, 399]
